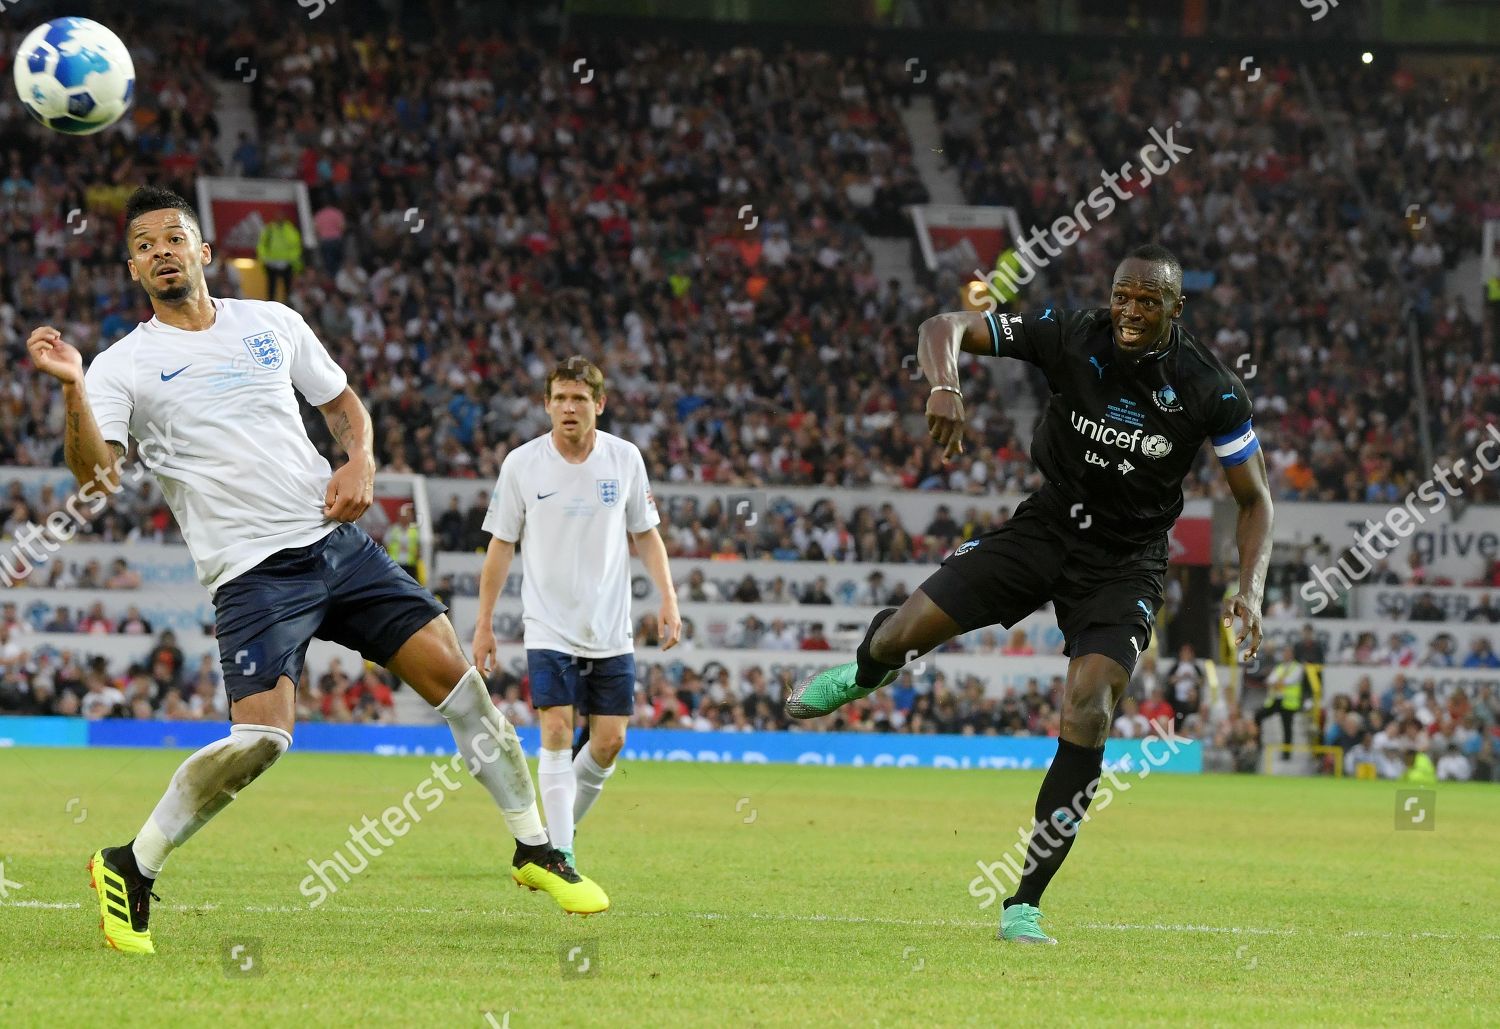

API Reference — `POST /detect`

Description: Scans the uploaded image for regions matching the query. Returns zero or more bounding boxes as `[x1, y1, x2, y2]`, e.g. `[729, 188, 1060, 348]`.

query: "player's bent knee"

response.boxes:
[592, 734, 625, 765]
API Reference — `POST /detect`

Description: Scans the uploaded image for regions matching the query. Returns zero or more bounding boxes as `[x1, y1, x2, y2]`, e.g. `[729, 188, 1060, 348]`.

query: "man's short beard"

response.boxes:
[152, 282, 192, 302]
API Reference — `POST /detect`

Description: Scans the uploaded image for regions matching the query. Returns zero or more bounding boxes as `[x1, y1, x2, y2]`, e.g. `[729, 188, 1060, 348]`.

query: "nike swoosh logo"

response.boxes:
[536, 491, 558, 500]
[160, 365, 191, 381]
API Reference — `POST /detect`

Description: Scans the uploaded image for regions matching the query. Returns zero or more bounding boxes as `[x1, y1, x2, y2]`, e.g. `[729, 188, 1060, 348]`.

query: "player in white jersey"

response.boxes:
[25, 187, 606, 956]
[472, 357, 681, 870]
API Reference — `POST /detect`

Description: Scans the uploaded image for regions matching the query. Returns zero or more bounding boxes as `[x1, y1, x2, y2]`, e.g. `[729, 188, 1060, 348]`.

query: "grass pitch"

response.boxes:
[1, 747, 1496, 1027]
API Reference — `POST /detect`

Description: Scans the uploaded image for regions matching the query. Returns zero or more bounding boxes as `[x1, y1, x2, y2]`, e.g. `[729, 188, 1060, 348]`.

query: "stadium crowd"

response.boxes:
[0, 21, 1497, 778]
[4, 27, 1495, 520]
[0, 27, 1496, 590]
[932, 49, 1499, 509]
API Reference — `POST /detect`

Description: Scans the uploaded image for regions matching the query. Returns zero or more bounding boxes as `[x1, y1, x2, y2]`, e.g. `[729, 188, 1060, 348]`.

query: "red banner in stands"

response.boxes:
[194, 177, 313, 260]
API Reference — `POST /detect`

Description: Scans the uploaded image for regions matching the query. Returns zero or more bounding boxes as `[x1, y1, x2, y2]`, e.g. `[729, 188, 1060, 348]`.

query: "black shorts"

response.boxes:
[213, 523, 448, 703]
[920, 494, 1166, 674]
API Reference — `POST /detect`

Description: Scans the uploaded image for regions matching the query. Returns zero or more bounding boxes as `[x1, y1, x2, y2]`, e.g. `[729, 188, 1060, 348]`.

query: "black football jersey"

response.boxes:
[982, 306, 1258, 550]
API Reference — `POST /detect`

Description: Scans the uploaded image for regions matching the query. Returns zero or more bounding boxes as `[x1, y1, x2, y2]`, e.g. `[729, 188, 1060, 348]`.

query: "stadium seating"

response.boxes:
[0, 21, 1496, 782]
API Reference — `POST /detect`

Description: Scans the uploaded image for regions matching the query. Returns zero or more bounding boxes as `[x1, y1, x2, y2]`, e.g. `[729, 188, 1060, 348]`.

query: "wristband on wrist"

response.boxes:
[930, 384, 963, 398]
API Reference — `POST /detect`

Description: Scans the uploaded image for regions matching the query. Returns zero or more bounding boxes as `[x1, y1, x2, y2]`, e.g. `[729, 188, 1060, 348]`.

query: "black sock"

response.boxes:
[120, 840, 152, 881]
[1006, 738, 1106, 908]
[854, 608, 900, 688]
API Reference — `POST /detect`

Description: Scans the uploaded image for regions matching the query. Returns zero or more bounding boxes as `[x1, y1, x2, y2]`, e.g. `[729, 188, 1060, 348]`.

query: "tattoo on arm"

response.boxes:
[331, 411, 354, 452]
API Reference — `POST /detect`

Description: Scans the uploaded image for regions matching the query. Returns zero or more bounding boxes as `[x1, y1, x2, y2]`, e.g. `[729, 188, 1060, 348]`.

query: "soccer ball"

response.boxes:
[13, 18, 135, 135]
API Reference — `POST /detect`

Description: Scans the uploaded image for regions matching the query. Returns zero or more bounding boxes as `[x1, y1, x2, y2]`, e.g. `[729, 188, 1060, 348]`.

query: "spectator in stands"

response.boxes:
[80, 671, 125, 720]
[1292, 624, 1326, 665]
[1344, 731, 1378, 777]
[105, 559, 143, 590]
[1466, 594, 1500, 623]
[799, 623, 832, 652]
[1409, 592, 1447, 622]
[148, 631, 185, 687]
[1385, 632, 1416, 667]
[1139, 686, 1175, 732]
[1112, 697, 1151, 738]
[1, 602, 27, 636]
[800, 577, 833, 605]
[1422, 633, 1458, 667]
[1166, 644, 1205, 724]
[435, 494, 466, 552]
[1462, 637, 1500, 669]
[461, 492, 490, 553]
[924, 505, 961, 551]
[1327, 711, 1364, 756]
[732, 574, 761, 603]
[78, 602, 115, 634]
[117, 606, 153, 636]
[1339, 632, 1381, 665]
[43, 606, 76, 633]
[678, 568, 720, 603]
[431, 574, 455, 611]
[732, 615, 766, 649]
[857, 571, 888, 607]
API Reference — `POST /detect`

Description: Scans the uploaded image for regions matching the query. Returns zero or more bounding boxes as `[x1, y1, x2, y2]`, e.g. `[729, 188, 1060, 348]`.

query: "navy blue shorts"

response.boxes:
[921, 494, 1165, 675]
[214, 523, 447, 703]
[526, 649, 636, 717]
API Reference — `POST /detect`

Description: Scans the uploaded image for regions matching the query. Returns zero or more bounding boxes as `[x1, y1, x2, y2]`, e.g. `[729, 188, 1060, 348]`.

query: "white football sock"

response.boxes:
[437, 667, 547, 846]
[573, 745, 615, 826]
[539, 748, 577, 850]
[132, 723, 292, 877]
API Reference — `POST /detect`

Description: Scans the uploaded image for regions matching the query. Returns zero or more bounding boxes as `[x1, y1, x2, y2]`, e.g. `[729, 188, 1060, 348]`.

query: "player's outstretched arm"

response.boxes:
[632, 527, 680, 650]
[473, 536, 517, 674]
[1221, 448, 1274, 663]
[317, 386, 376, 522]
[915, 311, 992, 461]
[27, 325, 125, 494]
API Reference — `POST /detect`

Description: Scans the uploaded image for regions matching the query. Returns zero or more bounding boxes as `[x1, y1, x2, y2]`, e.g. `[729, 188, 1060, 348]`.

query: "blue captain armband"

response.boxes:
[1212, 419, 1259, 467]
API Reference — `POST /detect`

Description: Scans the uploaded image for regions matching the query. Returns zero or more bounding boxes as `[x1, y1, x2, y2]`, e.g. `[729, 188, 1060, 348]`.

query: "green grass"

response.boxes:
[1, 748, 1497, 1027]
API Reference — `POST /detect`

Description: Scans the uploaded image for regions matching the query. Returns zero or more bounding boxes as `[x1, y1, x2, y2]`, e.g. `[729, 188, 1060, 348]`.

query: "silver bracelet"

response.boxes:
[930, 384, 963, 399]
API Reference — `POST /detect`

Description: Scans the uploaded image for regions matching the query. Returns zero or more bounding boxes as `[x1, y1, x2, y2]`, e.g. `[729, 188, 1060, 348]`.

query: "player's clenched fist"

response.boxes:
[925, 387, 966, 461]
[27, 325, 84, 384]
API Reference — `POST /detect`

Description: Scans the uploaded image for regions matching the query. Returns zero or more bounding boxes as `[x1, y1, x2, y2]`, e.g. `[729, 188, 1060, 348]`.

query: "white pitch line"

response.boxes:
[2, 900, 83, 909]
[6, 901, 1496, 943]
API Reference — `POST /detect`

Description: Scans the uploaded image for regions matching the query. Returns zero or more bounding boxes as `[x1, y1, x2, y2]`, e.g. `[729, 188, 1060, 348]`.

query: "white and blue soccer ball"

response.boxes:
[13, 18, 135, 135]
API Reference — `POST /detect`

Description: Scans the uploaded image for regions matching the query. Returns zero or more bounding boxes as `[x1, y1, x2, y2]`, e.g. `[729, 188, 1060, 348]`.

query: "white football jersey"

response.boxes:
[85, 297, 347, 594]
[483, 430, 660, 657]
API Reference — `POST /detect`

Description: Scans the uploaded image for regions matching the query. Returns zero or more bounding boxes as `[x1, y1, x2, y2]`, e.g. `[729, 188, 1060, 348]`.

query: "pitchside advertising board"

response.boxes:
[1260, 618, 1499, 660]
[0, 717, 1201, 773]
[1278, 502, 1500, 590]
[1347, 585, 1500, 621]
[1318, 666, 1500, 702]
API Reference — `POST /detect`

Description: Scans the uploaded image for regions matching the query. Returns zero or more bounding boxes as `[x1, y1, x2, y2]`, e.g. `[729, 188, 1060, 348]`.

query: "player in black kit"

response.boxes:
[785, 245, 1274, 944]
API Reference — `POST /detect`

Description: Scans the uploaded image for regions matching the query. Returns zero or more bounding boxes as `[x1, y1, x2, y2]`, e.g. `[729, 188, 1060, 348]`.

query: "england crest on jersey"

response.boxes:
[242, 331, 283, 370]
[597, 479, 620, 506]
